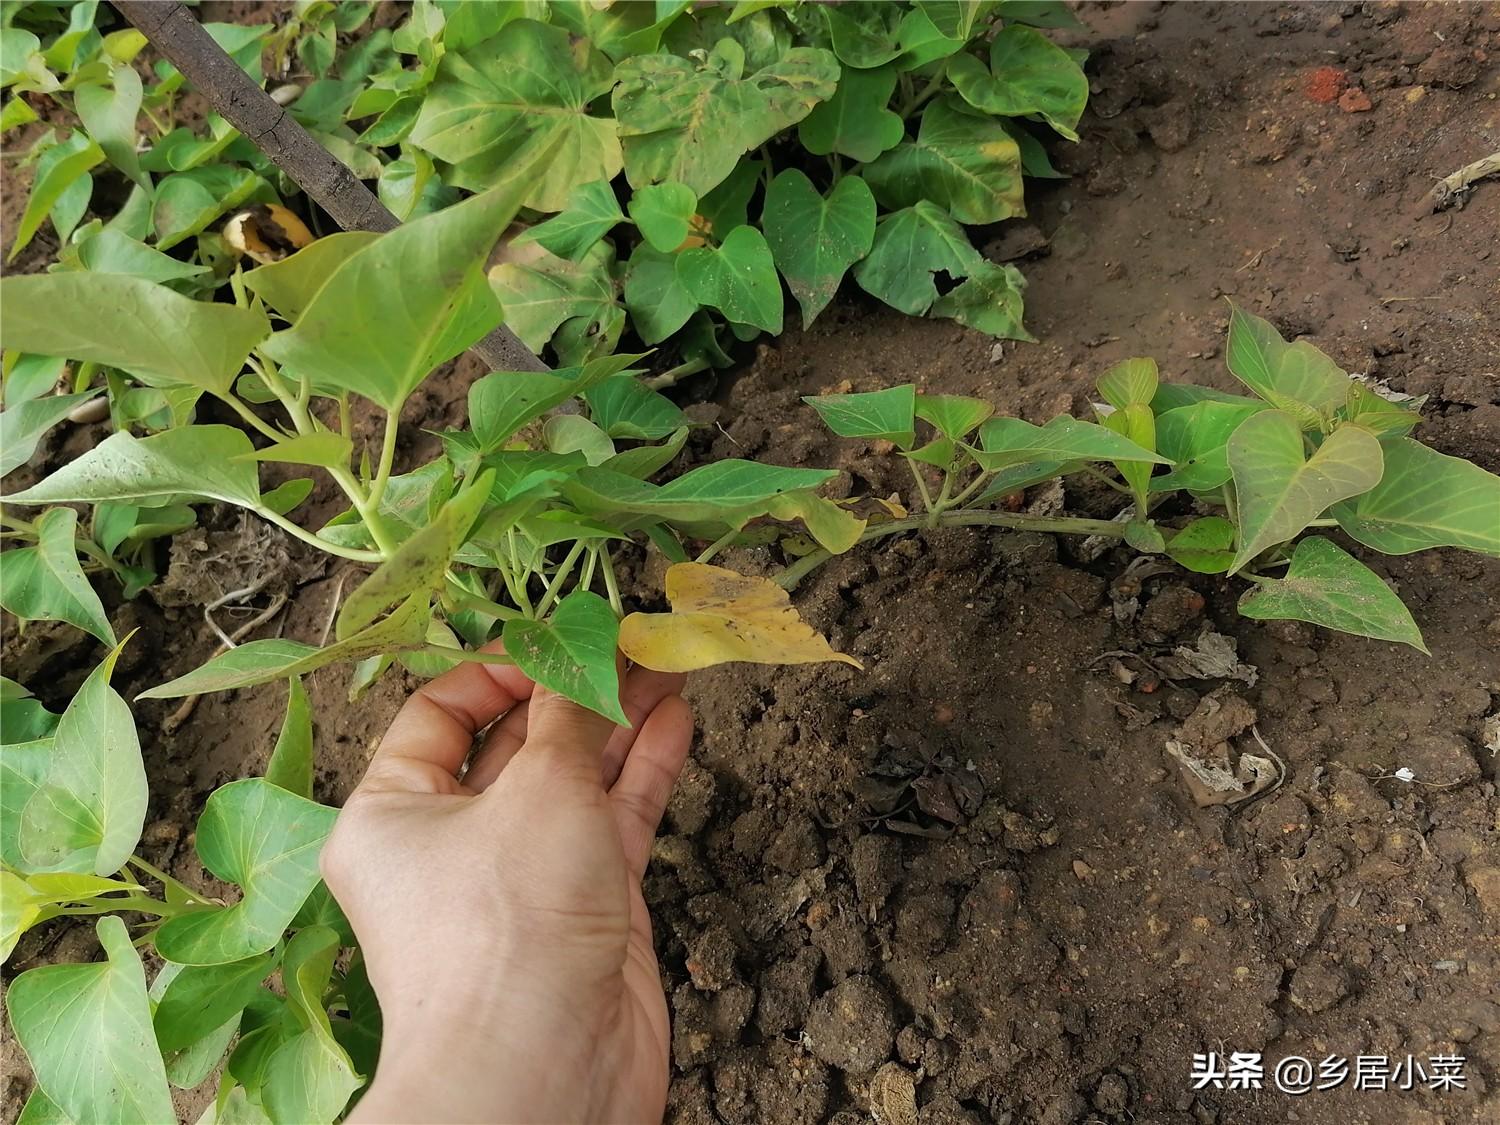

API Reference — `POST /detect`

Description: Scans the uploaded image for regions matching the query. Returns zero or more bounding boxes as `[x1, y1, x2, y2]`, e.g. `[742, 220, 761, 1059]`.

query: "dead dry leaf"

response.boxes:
[1156, 628, 1258, 686]
[619, 562, 863, 673]
[1166, 741, 1279, 807]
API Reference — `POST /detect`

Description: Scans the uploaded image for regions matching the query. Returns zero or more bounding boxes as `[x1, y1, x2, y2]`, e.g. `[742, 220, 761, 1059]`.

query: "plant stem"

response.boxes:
[775, 509, 1128, 591]
[534, 540, 586, 617]
[423, 645, 514, 665]
[947, 470, 997, 509]
[219, 393, 285, 444]
[645, 357, 711, 390]
[907, 459, 936, 515]
[898, 63, 947, 117]
[600, 545, 623, 617]
[129, 855, 215, 905]
[257, 506, 382, 563]
[928, 471, 956, 527]
[364, 410, 400, 513]
[1079, 464, 1133, 496]
[695, 528, 739, 564]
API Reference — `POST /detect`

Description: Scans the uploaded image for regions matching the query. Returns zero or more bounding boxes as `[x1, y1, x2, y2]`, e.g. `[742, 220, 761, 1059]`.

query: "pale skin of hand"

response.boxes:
[321, 647, 693, 1124]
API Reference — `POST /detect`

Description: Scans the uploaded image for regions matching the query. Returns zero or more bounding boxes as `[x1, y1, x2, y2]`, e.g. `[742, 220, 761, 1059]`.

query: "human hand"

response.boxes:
[320, 647, 693, 1124]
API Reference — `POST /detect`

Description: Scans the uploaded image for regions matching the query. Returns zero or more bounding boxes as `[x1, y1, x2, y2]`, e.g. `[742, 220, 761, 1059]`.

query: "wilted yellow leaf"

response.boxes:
[768, 492, 866, 553]
[619, 563, 862, 673]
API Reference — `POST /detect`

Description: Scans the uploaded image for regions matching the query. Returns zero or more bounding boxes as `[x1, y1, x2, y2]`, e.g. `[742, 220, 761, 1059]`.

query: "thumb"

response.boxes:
[517, 685, 620, 778]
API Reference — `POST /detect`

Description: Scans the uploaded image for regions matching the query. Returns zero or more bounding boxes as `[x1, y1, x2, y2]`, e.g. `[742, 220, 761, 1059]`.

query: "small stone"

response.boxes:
[851, 833, 902, 910]
[869, 1063, 918, 1125]
[1288, 962, 1350, 1013]
[1303, 65, 1348, 103]
[1072, 859, 1095, 880]
[666, 758, 716, 834]
[766, 814, 826, 873]
[1094, 1072, 1131, 1116]
[1466, 867, 1500, 919]
[754, 945, 820, 1036]
[1405, 733, 1480, 787]
[1338, 87, 1373, 113]
[685, 924, 739, 992]
[804, 976, 897, 1073]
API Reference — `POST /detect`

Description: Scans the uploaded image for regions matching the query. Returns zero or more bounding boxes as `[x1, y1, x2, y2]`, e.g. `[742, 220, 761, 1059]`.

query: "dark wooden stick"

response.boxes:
[112, 0, 547, 373]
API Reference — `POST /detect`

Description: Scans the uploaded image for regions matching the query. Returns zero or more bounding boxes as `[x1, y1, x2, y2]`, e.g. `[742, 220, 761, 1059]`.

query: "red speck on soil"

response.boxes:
[1304, 64, 1348, 103]
[1339, 86, 1374, 113]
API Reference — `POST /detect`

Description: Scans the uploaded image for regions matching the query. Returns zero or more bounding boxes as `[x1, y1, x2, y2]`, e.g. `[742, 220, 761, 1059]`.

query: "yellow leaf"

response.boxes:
[619, 563, 862, 673]
[767, 492, 866, 553]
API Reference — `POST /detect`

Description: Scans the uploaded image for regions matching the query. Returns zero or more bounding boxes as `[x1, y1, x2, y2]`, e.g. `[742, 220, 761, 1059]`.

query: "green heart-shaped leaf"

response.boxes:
[622, 244, 700, 344]
[504, 591, 627, 724]
[0, 507, 114, 644]
[1225, 304, 1351, 429]
[154, 779, 338, 965]
[1, 393, 99, 479]
[522, 179, 626, 261]
[864, 97, 1025, 224]
[1152, 400, 1267, 492]
[265, 677, 313, 799]
[763, 170, 876, 329]
[4, 642, 144, 877]
[488, 239, 623, 362]
[931, 260, 1033, 341]
[140, 594, 431, 699]
[1332, 436, 1500, 556]
[803, 385, 916, 448]
[1227, 412, 1384, 573]
[797, 64, 904, 163]
[948, 25, 1088, 140]
[973, 415, 1169, 471]
[628, 181, 697, 253]
[586, 376, 687, 440]
[1097, 357, 1159, 410]
[6, 917, 174, 1124]
[916, 394, 994, 440]
[4, 425, 263, 512]
[1239, 537, 1427, 652]
[614, 44, 838, 196]
[677, 225, 783, 334]
[853, 200, 980, 316]
[263, 187, 521, 413]
[410, 20, 621, 211]
[1166, 516, 1237, 574]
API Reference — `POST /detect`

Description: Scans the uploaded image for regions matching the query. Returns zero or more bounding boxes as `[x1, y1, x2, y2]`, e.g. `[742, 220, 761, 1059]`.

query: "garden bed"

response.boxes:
[4, 3, 1498, 1123]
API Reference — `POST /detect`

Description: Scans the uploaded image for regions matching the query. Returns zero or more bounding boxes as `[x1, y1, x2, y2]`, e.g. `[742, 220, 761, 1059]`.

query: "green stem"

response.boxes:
[534, 540, 586, 618]
[695, 528, 739, 564]
[775, 509, 1128, 591]
[422, 645, 514, 665]
[364, 411, 400, 514]
[219, 393, 285, 444]
[948, 470, 997, 509]
[928, 471, 956, 527]
[257, 506, 383, 563]
[128, 852, 205, 906]
[907, 459, 936, 515]
[599, 545, 623, 617]
[1079, 464, 1133, 496]
[645, 357, 711, 391]
[898, 63, 947, 117]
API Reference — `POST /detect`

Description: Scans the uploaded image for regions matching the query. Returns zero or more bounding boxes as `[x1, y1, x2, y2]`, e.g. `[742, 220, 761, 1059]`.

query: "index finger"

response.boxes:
[371, 644, 537, 778]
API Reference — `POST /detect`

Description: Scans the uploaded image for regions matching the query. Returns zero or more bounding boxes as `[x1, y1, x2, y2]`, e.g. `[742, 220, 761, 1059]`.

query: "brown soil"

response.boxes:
[4, 3, 1499, 1124]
